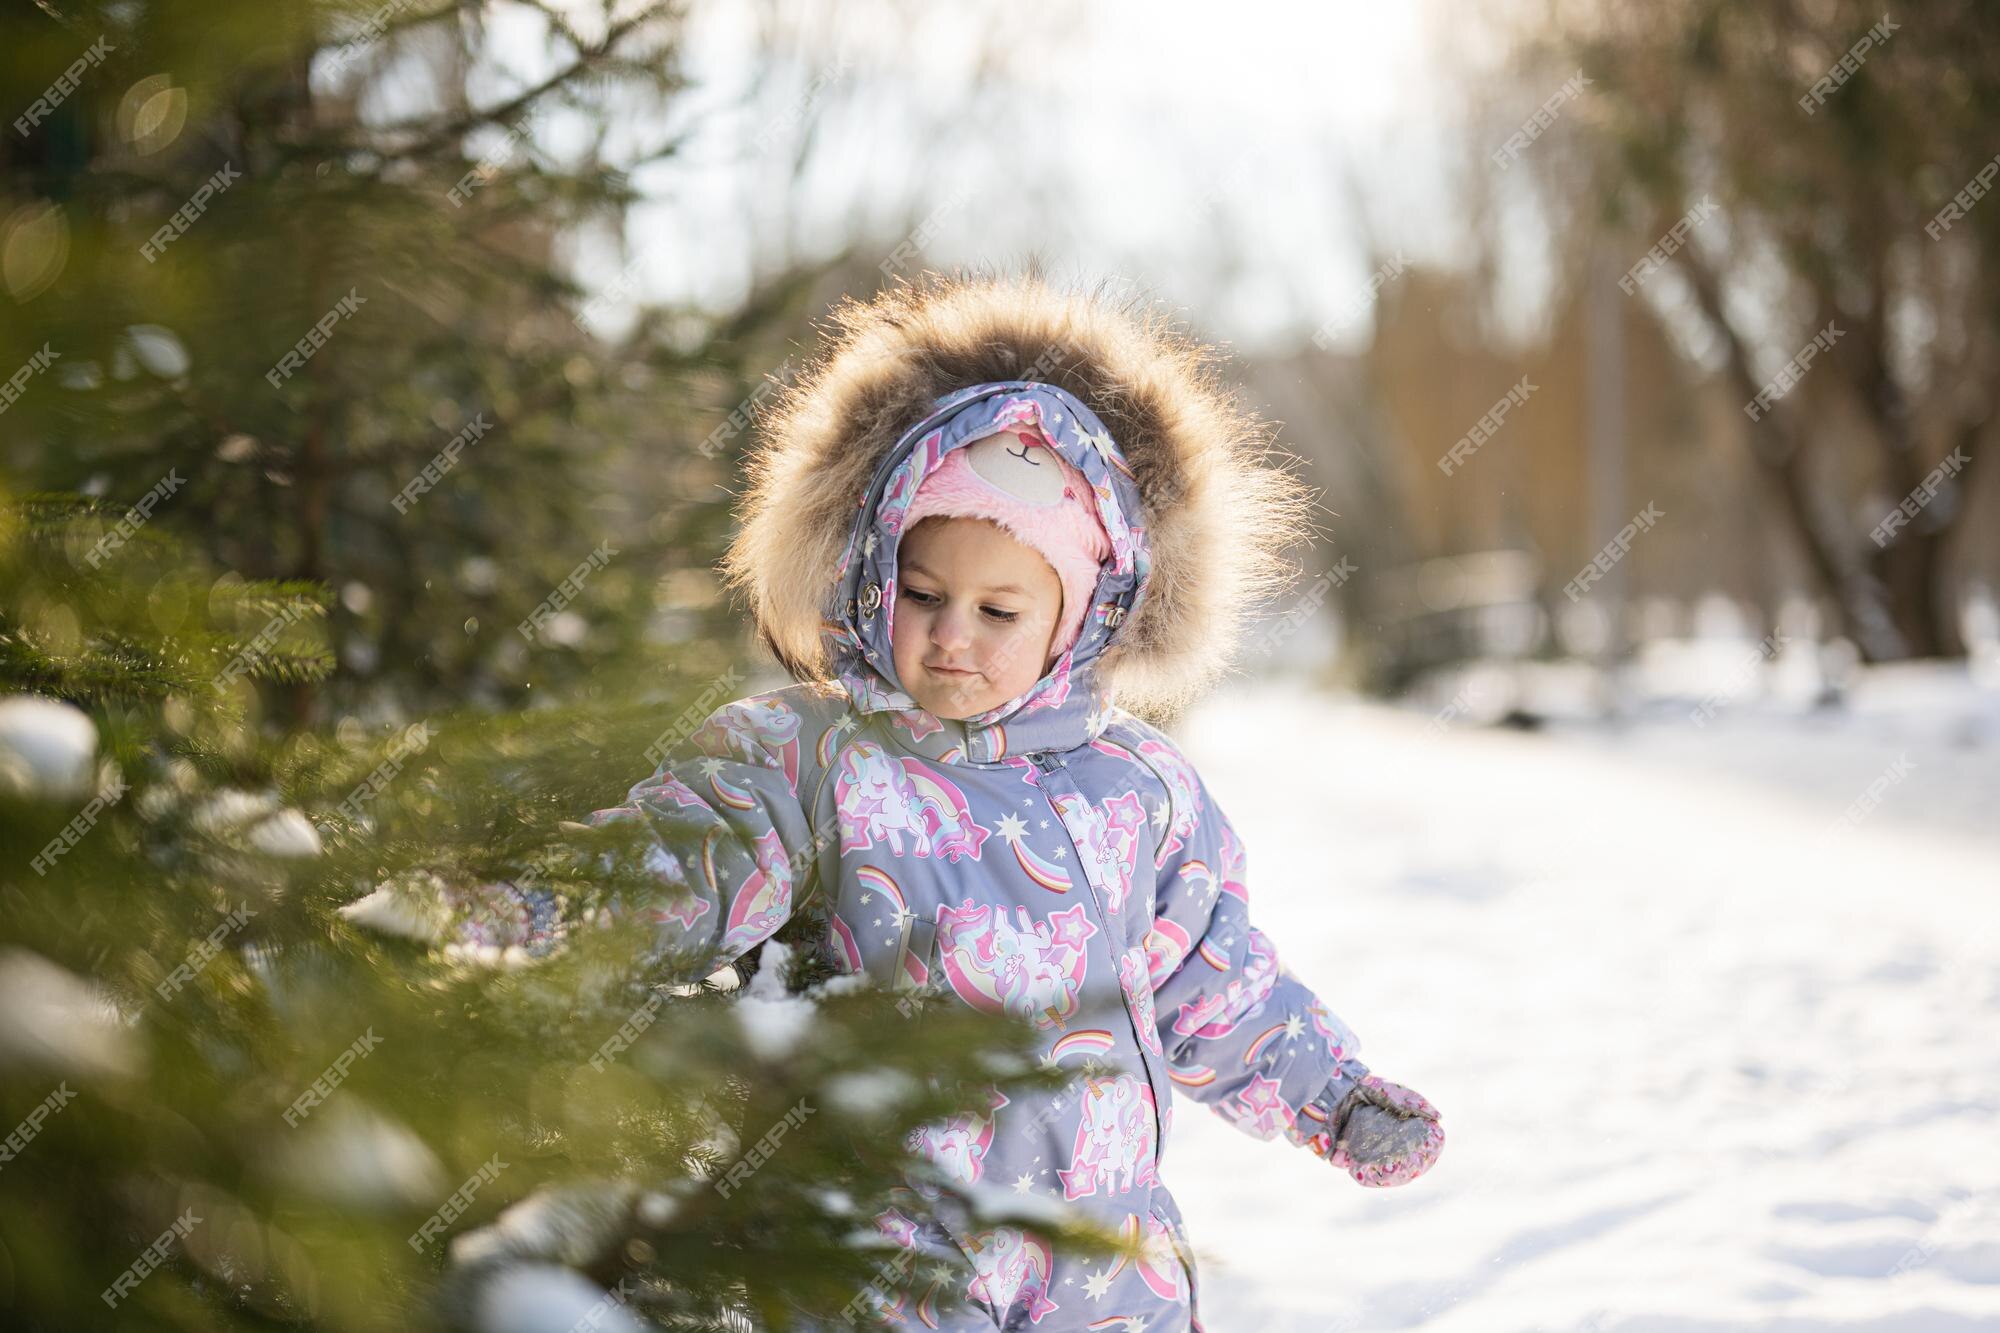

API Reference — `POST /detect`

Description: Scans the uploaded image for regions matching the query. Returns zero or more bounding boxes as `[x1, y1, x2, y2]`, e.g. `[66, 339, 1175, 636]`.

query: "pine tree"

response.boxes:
[0, 494, 1127, 1331]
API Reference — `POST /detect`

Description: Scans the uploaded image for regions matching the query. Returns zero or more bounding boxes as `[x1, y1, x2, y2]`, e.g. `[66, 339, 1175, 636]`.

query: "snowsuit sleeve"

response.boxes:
[1143, 733, 1373, 1162]
[450, 692, 825, 981]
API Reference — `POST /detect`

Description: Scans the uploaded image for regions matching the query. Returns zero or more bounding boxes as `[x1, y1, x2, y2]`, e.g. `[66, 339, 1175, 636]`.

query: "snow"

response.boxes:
[0, 694, 98, 799]
[1158, 670, 2000, 1331]
[0, 946, 144, 1082]
[734, 940, 817, 1061]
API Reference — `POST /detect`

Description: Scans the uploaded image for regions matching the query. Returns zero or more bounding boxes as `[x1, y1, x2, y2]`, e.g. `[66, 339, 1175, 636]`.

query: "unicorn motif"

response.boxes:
[1134, 1210, 1191, 1303]
[907, 1086, 1010, 1185]
[691, 697, 803, 797]
[834, 741, 989, 861]
[962, 1227, 1060, 1325]
[1117, 945, 1164, 1057]
[1051, 788, 1149, 914]
[1220, 1071, 1298, 1142]
[1135, 738, 1203, 865]
[934, 900, 1095, 1030]
[1170, 928, 1279, 1041]
[1057, 1073, 1160, 1200]
[717, 826, 796, 957]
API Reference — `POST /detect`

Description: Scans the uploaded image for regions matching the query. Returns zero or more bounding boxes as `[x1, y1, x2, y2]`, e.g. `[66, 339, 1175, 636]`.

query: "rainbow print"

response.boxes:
[1048, 1028, 1117, 1065]
[1008, 832, 1072, 894]
[1243, 1022, 1287, 1066]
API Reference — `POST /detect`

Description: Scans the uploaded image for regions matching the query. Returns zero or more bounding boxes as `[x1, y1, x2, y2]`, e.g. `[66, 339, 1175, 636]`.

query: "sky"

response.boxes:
[453, 0, 1483, 355]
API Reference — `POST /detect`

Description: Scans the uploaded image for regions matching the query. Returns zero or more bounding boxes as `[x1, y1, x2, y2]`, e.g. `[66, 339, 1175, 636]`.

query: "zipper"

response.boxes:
[1026, 748, 1171, 1166]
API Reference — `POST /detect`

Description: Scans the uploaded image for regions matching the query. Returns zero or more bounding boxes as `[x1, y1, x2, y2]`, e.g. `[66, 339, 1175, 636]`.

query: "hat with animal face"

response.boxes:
[900, 422, 1113, 659]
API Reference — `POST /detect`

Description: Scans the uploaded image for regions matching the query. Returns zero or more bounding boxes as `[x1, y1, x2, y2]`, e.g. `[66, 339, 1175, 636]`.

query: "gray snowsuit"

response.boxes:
[494, 281, 1389, 1330]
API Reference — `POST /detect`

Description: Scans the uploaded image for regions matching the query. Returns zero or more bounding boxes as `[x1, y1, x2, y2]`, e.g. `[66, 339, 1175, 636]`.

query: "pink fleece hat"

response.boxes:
[901, 425, 1113, 660]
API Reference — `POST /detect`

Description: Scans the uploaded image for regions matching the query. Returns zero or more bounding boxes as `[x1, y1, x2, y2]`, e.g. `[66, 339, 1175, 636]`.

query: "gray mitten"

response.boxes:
[1327, 1073, 1445, 1188]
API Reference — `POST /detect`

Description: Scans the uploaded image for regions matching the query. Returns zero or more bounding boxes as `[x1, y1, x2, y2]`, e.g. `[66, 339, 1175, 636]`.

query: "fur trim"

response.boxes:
[718, 268, 1323, 718]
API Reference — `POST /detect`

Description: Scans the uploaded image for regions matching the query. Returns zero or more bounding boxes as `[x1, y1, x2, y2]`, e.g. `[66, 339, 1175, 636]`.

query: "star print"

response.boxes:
[995, 812, 1029, 842]
[928, 1263, 954, 1284]
[863, 532, 878, 556]
[1283, 1011, 1306, 1039]
[1038, 819, 1049, 829]
[873, 918, 881, 926]
[1151, 801, 1169, 829]
[893, 906, 915, 927]
[1053, 848, 1066, 859]
[860, 893, 872, 904]
[1082, 1267, 1114, 1300]
[698, 756, 725, 778]
[1012, 1172, 1036, 1194]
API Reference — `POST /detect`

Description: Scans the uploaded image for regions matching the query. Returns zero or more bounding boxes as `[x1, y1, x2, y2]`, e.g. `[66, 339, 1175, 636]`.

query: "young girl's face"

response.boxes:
[892, 515, 1063, 720]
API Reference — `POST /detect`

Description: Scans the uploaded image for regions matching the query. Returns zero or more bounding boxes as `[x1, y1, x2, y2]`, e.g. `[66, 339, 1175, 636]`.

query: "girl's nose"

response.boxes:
[930, 604, 973, 651]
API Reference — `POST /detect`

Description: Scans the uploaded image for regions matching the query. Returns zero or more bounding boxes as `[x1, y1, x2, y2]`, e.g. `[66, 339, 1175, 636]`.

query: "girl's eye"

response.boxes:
[984, 608, 1019, 624]
[898, 588, 1018, 624]
[901, 588, 937, 606]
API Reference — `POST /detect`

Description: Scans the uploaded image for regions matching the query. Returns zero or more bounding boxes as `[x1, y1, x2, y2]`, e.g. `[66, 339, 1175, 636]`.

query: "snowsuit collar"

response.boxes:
[821, 382, 1154, 765]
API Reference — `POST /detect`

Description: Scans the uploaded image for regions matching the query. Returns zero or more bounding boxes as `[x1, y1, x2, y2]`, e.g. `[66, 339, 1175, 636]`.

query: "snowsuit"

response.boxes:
[494, 280, 1398, 1330]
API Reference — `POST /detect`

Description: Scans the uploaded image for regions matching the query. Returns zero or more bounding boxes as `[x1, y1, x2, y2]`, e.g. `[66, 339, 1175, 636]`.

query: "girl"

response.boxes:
[364, 273, 1445, 1330]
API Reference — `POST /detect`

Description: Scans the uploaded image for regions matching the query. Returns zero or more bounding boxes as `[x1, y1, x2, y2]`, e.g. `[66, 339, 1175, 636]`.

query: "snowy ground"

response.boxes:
[1160, 665, 2000, 1332]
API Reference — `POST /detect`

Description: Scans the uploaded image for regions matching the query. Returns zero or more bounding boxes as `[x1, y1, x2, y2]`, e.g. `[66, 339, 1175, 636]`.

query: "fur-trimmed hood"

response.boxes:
[720, 271, 1320, 720]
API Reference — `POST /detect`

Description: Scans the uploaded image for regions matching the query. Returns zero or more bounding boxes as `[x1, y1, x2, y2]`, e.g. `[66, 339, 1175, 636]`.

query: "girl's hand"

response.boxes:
[1327, 1073, 1445, 1188]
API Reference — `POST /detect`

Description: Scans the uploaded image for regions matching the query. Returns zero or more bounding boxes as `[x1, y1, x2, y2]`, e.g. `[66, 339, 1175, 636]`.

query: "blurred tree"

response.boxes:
[0, 490, 1114, 1330]
[1499, 0, 1997, 660]
[0, 0, 817, 729]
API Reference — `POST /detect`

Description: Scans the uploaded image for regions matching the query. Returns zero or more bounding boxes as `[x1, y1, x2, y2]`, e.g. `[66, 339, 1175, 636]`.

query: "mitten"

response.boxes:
[1327, 1073, 1444, 1188]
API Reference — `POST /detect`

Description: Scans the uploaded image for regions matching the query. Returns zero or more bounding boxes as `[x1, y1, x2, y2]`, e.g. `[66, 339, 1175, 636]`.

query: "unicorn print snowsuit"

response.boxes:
[477, 278, 1443, 1329]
